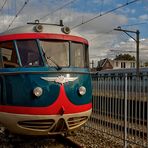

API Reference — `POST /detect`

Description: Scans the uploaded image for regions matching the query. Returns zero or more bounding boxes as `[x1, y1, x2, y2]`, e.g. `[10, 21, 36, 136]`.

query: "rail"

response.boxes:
[86, 71, 148, 148]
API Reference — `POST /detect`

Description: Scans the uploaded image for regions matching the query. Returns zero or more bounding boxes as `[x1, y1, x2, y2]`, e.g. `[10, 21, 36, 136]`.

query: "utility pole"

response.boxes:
[114, 27, 140, 148]
[90, 60, 94, 68]
[114, 27, 140, 76]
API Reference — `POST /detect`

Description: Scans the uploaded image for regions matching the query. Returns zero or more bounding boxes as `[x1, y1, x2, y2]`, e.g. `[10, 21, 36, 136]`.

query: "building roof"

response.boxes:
[98, 58, 113, 67]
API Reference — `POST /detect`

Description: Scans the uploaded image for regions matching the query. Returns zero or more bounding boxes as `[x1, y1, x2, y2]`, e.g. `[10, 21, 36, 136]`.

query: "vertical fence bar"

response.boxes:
[115, 76, 117, 133]
[147, 75, 148, 147]
[135, 75, 138, 143]
[105, 76, 107, 131]
[93, 75, 96, 129]
[112, 76, 115, 132]
[124, 73, 128, 148]
[116, 76, 120, 134]
[109, 77, 112, 135]
[139, 76, 141, 142]
[99, 76, 101, 130]
[96, 75, 99, 130]
[132, 75, 134, 142]
[99, 76, 101, 128]
[143, 74, 146, 146]
[127, 75, 130, 141]
[121, 76, 124, 139]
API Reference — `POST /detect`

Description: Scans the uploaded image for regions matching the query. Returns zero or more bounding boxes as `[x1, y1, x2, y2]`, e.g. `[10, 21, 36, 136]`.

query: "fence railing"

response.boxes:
[86, 71, 148, 147]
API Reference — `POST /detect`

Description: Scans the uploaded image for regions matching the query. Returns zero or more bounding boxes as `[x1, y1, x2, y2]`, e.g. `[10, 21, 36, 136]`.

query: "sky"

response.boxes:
[0, 0, 148, 65]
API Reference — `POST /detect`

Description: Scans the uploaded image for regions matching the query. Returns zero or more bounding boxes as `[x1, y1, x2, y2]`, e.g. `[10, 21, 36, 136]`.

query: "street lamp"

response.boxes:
[114, 27, 140, 76]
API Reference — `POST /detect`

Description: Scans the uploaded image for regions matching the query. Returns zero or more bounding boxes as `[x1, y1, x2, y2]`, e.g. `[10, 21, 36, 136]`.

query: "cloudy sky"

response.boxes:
[0, 0, 148, 65]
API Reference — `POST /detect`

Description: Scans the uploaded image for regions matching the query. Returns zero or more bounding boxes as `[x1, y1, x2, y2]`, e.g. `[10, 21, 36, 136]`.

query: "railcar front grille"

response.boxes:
[18, 119, 55, 130]
[50, 118, 68, 132]
[67, 116, 88, 128]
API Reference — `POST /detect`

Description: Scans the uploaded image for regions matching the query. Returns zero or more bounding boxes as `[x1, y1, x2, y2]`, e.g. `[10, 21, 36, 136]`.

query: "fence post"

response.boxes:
[124, 73, 128, 148]
[147, 83, 148, 147]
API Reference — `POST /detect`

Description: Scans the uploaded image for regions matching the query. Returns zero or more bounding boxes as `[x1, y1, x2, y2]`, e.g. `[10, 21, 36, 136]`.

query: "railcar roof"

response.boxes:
[0, 24, 82, 37]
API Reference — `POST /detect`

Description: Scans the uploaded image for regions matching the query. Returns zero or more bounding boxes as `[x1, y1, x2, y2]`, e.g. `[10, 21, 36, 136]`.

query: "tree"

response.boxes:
[114, 54, 135, 61]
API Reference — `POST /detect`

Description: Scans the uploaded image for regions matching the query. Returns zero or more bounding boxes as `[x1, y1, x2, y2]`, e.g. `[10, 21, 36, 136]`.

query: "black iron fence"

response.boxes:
[86, 70, 148, 147]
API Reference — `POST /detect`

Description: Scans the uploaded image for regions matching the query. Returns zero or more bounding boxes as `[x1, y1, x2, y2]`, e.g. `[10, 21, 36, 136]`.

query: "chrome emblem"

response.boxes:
[41, 75, 78, 85]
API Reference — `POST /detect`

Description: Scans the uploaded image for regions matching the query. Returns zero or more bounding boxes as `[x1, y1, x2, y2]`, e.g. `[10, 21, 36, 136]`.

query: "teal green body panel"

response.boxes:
[0, 67, 92, 107]
[64, 74, 92, 105]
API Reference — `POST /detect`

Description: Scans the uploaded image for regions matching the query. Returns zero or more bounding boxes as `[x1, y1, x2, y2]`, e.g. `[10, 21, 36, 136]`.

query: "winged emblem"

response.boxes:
[41, 75, 78, 85]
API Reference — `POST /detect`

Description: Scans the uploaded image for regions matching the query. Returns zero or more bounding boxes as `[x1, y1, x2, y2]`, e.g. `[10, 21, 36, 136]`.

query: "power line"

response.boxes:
[6, 0, 30, 30]
[39, 0, 76, 21]
[71, 0, 141, 29]
[0, 0, 7, 12]
[89, 30, 114, 42]
[121, 22, 148, 27]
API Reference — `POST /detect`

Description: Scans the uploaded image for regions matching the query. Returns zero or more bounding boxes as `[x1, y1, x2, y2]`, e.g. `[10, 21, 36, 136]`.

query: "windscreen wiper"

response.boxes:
[46, 56, 62, 70]
[42, 50, 62, 70]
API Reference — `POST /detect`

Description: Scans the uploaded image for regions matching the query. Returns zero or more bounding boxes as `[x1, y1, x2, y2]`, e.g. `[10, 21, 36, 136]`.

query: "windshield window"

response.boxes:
[0, 41, 19, 68]
[40, 40, 69, 67]
[71, 42, 89, 68]
[16, 40, 43, 67]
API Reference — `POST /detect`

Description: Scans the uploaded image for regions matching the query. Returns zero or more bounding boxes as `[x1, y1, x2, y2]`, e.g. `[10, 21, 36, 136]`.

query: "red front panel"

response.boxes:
[0, 85, 92, 115]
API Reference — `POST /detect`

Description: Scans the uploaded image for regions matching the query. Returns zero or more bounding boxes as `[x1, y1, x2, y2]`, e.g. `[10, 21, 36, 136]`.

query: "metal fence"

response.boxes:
[86, 71, 148, 148]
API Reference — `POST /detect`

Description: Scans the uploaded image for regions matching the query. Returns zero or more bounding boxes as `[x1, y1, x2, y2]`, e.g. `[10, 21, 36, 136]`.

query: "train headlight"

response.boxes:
[78, 86, 86, 96]
[34, 24, 43, 32]
[61, 26, 70, 34]
[33, 87, 43, 97]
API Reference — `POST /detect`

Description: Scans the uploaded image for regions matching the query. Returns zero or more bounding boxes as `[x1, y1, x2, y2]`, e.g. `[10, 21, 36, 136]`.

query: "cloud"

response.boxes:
[139, 14, 148, 21]
[72, 13, 128, 34]
[92, 0, 113, 5]
[117, 7, 136, 15]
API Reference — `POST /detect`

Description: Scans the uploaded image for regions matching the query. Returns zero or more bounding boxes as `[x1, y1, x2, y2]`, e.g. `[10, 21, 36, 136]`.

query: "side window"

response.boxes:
[0, 41, 19, 68]
[17, 40, 43, 67]
[71, 42, 89, 68]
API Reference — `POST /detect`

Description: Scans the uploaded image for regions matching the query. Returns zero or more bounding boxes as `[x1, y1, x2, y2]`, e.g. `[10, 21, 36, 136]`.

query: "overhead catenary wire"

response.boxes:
[89, 30, 114, 42]
[71, 0, 141, 29]
[39, 0, 76, 21]
[0, 0, 7, 12]
[6, 0, 30, 30]
[121, 22, 148, 27]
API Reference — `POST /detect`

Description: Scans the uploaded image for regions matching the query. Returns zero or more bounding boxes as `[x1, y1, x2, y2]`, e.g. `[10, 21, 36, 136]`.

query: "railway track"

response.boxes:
[0, 127, 82, 148]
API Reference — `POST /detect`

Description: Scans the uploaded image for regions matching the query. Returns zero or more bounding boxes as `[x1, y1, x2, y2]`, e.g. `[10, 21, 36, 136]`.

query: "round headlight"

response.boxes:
[61, 26, 70, 34]
[34, 24, 43, 32]
[33, 87, 43, 97]
[78, 86, 86, 96]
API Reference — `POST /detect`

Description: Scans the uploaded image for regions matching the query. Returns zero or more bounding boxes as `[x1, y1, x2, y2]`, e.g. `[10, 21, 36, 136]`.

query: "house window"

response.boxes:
[121, 62, 126, 68]
[116, 62, 118, 67]
[130, 62, 135, 68]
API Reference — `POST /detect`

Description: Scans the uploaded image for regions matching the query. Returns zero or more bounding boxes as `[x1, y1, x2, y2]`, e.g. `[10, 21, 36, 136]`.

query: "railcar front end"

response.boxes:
[0, 23, 92, 135]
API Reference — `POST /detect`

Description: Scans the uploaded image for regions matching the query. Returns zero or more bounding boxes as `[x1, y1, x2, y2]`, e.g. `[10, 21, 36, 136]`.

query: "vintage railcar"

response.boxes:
[0, 21, 92, 135]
